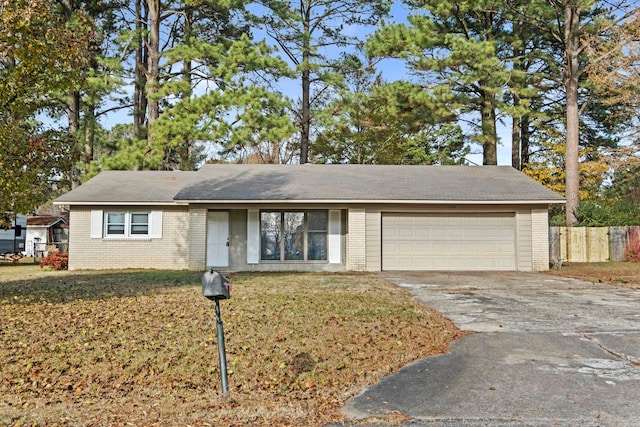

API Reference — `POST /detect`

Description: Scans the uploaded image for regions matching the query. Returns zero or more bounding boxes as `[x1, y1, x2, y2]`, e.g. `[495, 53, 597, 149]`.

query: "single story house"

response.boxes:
[25, 214, 69, 257]
[54, 164, 564, 272]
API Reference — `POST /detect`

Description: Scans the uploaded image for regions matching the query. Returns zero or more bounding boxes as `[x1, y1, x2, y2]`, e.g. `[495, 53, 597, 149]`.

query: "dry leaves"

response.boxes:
[0, 267, 461, 426]
[547, 261, 640, 289]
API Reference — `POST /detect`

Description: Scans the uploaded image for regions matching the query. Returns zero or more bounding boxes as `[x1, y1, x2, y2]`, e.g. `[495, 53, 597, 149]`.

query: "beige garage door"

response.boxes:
[382, 213, 516, 271]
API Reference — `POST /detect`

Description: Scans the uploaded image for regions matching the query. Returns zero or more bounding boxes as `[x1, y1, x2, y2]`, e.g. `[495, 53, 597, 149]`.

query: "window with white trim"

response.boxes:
[105, 212, 150, 237]
[260, 211, 327, 261]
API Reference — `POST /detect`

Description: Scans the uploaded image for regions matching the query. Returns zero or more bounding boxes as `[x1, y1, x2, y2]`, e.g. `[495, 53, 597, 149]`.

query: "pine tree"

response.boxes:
[259, 0, 390, 163]
[367, 0, 515, 165]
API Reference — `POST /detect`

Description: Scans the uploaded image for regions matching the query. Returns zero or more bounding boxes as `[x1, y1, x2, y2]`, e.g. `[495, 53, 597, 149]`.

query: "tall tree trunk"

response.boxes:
[564, 4, 581, 226]
[146, 0, 160, 130]
[134, 0, 148, 141]
[68, 90, 81, 188]
[301, 69, 311, 164]
[84, 103, 96, 165]
[511, 19, 523, 171]
[179, 7, 193, 171]
[300, 0, 311, 164]
[521, 115, 530, 167]
[480, 89, 498, 165]
[60, 0, 82, 188]
[512, 109, 521, 170]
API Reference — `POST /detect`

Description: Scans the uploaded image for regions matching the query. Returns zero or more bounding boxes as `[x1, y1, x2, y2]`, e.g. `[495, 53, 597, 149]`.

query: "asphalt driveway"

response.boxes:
[342, 272, 640, 427]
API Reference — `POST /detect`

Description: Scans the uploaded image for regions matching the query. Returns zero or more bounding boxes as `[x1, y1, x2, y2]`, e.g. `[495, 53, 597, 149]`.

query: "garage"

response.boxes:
[382, 213, 517, 271]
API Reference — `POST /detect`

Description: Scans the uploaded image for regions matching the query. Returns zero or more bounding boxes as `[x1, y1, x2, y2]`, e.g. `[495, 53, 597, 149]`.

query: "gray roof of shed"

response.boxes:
[55, 165, 564, 205]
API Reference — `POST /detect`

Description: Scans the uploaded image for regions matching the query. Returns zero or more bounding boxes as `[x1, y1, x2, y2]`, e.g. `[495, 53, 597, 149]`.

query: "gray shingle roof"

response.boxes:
[55, 165, 564, 204]
[54, 171, 198, 204]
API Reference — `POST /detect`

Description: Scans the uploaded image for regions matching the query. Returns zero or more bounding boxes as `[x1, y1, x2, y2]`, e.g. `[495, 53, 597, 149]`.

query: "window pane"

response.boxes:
[308, 232, 327, 260]
[284, 212, 304, 260]
[308, 211, 328, 231]
[130, 213, 149, 235]
[106, 213, 125, 235]
[130, 225, 148, 234]
[261, 212, 281, 260]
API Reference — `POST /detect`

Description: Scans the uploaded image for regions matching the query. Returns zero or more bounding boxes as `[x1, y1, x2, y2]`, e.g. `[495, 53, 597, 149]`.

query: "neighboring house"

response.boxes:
[25, 214, 69, 257]
[53, 164, 565, 272]
[0, 214, 27, 254]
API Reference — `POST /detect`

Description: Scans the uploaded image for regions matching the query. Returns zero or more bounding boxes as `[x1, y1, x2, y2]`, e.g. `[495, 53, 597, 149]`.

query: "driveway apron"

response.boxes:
[342, 272, 640, 426]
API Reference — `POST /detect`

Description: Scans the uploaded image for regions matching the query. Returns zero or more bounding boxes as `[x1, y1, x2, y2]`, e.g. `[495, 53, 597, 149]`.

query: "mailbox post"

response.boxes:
[201, 269, 231, 396]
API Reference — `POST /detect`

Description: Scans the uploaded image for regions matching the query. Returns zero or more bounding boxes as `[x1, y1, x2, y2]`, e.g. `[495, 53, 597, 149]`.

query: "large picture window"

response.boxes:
[260, 211, 327, 261]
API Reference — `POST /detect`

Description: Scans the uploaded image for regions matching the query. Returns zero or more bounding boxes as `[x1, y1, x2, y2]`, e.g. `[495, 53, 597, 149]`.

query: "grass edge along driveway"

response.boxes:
[0, 267, 461, 426]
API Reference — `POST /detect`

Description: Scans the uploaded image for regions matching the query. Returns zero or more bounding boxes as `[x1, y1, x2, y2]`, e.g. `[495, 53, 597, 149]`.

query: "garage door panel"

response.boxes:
[382, 213, 516, 271]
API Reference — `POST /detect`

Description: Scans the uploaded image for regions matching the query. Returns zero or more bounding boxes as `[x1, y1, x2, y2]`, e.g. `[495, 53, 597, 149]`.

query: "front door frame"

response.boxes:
[206, 211, 230, 268]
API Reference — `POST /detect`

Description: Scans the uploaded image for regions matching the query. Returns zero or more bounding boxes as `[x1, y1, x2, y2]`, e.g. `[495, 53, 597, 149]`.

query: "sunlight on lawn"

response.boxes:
[0, 270, 460, 426]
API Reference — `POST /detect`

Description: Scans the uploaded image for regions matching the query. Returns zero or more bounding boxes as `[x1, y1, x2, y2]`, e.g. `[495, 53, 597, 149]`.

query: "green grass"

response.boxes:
[0, 268, 460, 426]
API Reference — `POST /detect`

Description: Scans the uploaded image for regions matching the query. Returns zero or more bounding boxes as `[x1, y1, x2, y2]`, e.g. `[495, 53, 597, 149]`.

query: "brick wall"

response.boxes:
[531, 208, 550, 271]
[516, 210, 532, 271]
[68, 206, 190, 270]
[346, 208, 366, 271]
[188, 208, 207, 270]
[365, 210, 381, 271]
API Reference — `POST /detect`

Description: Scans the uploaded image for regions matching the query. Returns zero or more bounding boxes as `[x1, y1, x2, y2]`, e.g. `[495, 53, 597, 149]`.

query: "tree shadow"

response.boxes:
[0, 270, 203, 304]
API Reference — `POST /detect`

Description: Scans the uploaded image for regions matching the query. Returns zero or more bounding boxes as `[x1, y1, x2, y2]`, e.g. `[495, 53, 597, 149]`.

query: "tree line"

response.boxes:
[1, 0, 640, 226]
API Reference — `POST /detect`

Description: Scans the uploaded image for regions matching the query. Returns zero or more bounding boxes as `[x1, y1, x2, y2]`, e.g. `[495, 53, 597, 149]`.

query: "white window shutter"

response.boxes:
[90, 210, 103, 239]
[149, 210, 163, 238]
[247, 209, 260, 264]
[328, 210, 341, 264]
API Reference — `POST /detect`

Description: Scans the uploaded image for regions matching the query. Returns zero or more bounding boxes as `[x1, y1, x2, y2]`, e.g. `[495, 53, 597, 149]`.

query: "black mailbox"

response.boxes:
[202, 269, 231, 300]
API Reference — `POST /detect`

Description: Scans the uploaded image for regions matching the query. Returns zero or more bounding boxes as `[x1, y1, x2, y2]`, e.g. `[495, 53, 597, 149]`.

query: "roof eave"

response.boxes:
[174, 199, 566, 205]
[27, 219, 64, 227]
[53, 201, 189, 206]
[55, 199, 565, 206]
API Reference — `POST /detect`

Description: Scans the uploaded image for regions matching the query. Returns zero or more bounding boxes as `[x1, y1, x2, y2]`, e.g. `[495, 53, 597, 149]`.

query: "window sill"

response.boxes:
[259, 260, 328, 263]
[102, 236, 153, 241]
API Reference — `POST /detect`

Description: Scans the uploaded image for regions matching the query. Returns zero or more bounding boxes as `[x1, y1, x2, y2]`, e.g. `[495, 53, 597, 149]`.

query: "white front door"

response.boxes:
[207, 211, 229, 267]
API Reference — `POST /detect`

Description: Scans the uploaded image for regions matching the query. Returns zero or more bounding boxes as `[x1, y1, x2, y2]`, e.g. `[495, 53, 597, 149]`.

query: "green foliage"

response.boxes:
[315, 68, 469, 164]
[259, 0, 391, 162]
[573, 199, 640, 226]
[367, 0, 515, 165]
[0, 0, 92, 115]
[0, 122, 72, 214]
[605, 156, 640, 203]
[0, 0, 94, 213]
[151, 35, 296, 168]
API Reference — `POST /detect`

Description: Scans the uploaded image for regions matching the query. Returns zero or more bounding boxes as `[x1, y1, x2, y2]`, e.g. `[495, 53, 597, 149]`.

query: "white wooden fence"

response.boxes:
[549, 226, 640, 264]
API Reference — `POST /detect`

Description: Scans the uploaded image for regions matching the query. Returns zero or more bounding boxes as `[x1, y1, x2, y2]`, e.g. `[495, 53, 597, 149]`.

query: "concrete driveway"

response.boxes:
[342, 272, 640, 427]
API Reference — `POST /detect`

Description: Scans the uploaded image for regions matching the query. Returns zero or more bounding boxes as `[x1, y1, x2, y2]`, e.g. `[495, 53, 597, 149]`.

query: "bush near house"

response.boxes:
[38, 251, 69, 270]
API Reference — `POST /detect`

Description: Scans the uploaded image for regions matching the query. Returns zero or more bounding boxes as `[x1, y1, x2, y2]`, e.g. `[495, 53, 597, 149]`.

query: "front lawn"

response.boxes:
[0, 266, 461, 426]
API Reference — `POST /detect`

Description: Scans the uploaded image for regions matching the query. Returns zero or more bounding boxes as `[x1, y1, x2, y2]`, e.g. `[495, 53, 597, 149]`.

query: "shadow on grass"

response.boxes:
[0, 270, 203, 304]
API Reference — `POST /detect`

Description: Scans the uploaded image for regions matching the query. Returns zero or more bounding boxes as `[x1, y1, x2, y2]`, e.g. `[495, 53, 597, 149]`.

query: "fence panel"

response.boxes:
[549, 227, 561, 267]
[566, 227, 586, 262]
[627, 226, 640, 262]
[586, 227, 609, 262]
[550, 226, 640, 264]
[610, 227, 628, 262]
